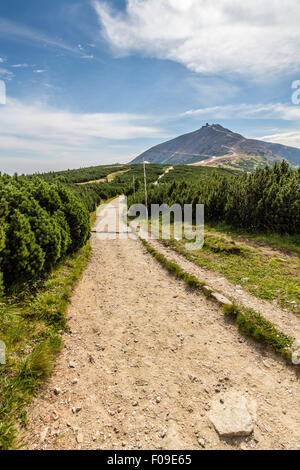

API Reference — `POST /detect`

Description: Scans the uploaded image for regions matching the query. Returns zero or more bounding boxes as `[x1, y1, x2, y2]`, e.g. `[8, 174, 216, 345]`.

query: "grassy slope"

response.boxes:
[162, 228, 300, 315]
[140, 237, 294, 363]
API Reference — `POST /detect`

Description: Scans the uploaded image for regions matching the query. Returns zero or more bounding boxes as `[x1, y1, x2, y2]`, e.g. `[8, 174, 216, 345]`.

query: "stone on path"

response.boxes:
[208, 391, 257, 438]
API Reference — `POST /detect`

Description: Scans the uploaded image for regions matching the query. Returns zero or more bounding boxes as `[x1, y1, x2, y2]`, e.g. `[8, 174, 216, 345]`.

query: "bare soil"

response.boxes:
[149, 239, 300, 340]
[20, 199, 300, 450]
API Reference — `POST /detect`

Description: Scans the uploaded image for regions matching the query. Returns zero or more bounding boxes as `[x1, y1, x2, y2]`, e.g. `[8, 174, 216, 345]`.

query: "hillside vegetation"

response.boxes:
[27, 164, 128, 184]
[130, 161, 300, 235]
[0, 175, 90, 292]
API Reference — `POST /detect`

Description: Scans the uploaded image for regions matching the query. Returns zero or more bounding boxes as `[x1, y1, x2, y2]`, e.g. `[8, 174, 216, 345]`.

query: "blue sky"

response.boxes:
[0, 0, 300, 173]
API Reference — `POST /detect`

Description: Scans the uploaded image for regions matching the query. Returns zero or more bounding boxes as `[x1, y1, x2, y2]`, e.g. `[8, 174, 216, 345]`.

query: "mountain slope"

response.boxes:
[259, 141, 300, 166]
[130, 124, 299, 170]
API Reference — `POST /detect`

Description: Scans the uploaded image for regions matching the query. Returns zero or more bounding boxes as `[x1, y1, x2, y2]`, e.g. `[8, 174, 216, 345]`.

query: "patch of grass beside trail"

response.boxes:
[162, 231, 300, 315]
[0, 213, 95, 450]
[140, 237, 295, 365]
[205, 221, 300, 257]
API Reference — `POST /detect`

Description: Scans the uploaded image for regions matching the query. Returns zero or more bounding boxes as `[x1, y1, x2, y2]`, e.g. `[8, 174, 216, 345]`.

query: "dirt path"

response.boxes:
[148, 239, 300, 340]
[154, 166, 174, 185]
[76, 169, 130, 185]
[21, 199, 299, 450]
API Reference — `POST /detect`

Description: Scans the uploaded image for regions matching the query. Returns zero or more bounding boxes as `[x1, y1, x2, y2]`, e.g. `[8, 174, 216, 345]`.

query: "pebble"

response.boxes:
[40, 427, 49, 443]
[198, 438, 205, 448]
[69, 361, 77, 368]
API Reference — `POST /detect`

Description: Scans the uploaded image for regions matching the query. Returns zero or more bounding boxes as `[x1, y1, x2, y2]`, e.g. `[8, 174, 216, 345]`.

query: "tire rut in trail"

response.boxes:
[20, 199, 300, 450]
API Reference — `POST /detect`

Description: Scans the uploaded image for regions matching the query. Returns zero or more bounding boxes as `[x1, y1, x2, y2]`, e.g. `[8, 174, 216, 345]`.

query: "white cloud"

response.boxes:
[11, 63, 30, 68]
[93, 0, 300, 78]
[0, 98, 164, 172]
[182, 102, 300, 121]
[81, 55, 94, 59]
[34, 69, 46, 73]
[0, 68, 14, 80]
[0, 58, 4, 63]
[259, 131, 300, 148]
[0, 17, 79, 54]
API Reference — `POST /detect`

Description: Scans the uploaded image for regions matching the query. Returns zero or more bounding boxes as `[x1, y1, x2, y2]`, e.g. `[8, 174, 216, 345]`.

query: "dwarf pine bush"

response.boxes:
[0, 175, 91, 288]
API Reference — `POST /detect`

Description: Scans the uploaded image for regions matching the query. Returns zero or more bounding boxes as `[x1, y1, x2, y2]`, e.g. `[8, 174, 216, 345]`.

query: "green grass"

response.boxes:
[140, 237, 295, 365]
[162, 231, 300, 314]
[205, 221, 300, 256]
[224, 304, 293, 359]
[0, 218, 93, 450]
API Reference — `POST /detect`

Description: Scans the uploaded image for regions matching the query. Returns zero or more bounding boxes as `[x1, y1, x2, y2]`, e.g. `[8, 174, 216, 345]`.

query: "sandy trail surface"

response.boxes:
[21, 198, 299, 450]
[148, 240, 300, 340]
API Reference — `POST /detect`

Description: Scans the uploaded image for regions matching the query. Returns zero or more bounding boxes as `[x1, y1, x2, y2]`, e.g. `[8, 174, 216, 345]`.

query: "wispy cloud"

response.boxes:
[182, 103, 300, 121]
[259, 131, 300, 148]
[93, 0, 300, 79]
[11, 63, 30, 68]
[0, 98, 164, 172]
[0, 16, 79, 54]
[0, 67, 14, 80]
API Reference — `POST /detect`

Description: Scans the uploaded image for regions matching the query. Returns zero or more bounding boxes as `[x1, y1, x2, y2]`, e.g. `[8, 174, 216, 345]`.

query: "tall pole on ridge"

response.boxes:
[133, 176, 136, 202]
[143, 159, 148, 216]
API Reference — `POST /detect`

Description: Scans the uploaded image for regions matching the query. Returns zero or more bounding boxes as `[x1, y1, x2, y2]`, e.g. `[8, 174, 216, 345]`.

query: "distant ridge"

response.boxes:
[130, 124, 300, 171]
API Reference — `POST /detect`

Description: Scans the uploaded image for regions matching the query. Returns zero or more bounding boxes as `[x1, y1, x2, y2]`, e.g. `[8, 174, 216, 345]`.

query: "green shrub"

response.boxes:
[0, 175, 91, 289]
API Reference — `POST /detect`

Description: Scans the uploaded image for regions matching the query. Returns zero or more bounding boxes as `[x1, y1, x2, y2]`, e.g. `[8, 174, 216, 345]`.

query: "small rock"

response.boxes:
[208, 391, 256, 438]
[69, 361, 77, 369]
[76, 432, 84, 444]
[156, 396, 162, 403]
[198, 438, 205, 448]
[40, 427, 49, 443]
[161, 429, 167, 438]
[54, 387, 61, 395]
[211, 292, 232, 307]
[72, 378, 79, 385]
[188, 374, 198, 383]
[88, 354, 95, 364]
[132, 401, 138, 407]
